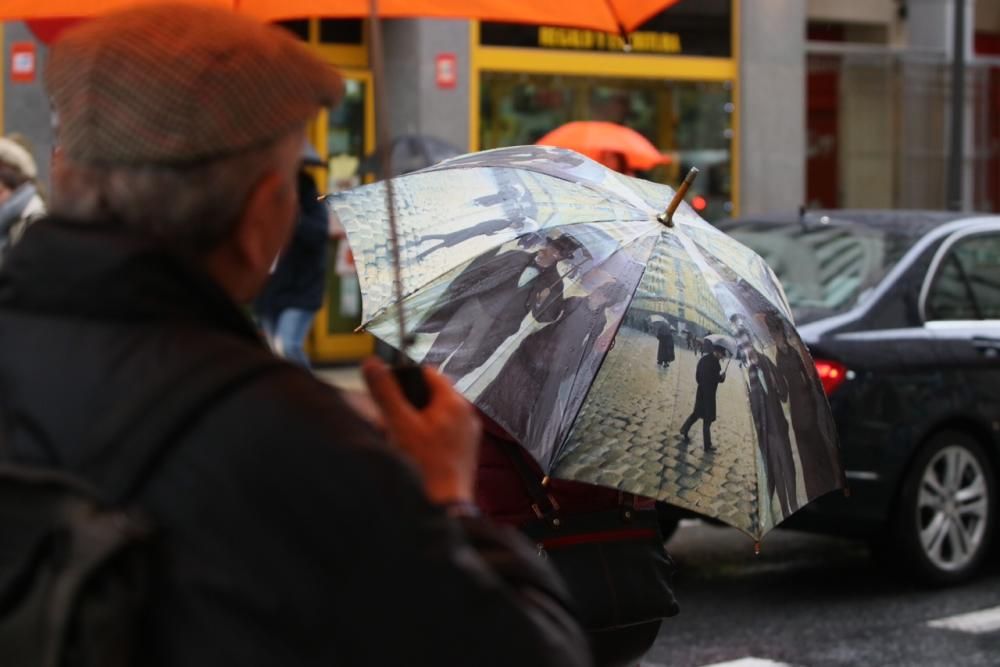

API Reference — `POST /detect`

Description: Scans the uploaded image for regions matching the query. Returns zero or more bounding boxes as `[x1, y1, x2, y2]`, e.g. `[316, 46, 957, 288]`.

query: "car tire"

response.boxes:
[890, 430, 996, 586]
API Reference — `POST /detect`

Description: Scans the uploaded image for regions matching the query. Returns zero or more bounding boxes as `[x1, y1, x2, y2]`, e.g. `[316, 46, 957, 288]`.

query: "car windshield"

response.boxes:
[726, 221, 920, 323]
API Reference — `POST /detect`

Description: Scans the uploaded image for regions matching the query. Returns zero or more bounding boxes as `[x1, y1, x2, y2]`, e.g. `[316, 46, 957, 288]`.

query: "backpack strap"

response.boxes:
[81, 354, 289, 505]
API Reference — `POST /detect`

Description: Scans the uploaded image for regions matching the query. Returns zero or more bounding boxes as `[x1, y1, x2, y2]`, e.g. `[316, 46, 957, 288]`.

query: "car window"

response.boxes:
[726, 222, 918, 324]
[926, 233, 1000, 321]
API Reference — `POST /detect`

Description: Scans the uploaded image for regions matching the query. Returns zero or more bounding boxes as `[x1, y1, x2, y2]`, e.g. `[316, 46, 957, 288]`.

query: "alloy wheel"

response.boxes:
[916, 445, 990, 573]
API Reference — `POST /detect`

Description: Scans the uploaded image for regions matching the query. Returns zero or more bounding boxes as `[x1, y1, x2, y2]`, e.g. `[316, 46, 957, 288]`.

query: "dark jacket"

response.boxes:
[254, 171, 329, 316]
[0, 218, 591, 667]
[693, 353, 724, 421]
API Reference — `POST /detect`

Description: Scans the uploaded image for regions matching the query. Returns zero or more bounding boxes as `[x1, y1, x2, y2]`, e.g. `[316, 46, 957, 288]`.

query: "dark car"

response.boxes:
[709, 210, 1000, 584]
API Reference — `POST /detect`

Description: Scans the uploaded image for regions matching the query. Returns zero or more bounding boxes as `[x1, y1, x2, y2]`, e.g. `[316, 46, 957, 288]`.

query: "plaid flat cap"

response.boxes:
[46, 3, 343, 166]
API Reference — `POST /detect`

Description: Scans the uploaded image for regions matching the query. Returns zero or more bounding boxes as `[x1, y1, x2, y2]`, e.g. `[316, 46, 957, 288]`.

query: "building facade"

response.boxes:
[2, 0, 997, 361]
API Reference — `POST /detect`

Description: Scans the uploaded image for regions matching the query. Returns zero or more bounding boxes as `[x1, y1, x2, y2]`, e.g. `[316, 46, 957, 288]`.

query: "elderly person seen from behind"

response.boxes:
[0, 4, 591, 665]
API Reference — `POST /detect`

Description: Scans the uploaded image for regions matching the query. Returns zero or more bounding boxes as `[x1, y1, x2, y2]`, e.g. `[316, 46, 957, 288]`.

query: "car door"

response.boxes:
[921, 224, 1000, 432]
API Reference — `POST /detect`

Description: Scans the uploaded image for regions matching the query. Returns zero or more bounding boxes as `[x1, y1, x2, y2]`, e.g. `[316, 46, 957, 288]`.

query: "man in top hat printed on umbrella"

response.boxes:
[415, 232, 584, 381]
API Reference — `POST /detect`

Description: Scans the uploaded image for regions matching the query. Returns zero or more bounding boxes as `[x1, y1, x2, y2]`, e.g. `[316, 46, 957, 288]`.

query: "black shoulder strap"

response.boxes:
[82, 355, 288, 505]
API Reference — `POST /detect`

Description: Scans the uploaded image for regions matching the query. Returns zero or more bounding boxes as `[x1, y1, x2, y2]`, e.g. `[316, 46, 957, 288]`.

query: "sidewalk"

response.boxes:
[315, 364, 365, 392]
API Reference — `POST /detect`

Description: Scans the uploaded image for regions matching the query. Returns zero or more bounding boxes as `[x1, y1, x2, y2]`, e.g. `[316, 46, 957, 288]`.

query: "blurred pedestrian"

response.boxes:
[0, 5, 590, 665]
[0, 136, 45, 260]
[680, 339, 728, 451]
[254, 147, 329, 369]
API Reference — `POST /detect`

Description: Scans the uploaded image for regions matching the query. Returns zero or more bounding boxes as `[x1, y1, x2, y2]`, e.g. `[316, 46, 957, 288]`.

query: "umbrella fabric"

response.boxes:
[536, 121, 670, 172]
[704, 333, 738, 356]
[1, 0, 681, 33]
[328, 146, 845, 540]
[359, 135, 463, 179]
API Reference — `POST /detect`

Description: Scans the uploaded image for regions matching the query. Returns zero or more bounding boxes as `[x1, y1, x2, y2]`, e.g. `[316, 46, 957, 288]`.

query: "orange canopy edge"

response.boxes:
[0, 0, 681, 35]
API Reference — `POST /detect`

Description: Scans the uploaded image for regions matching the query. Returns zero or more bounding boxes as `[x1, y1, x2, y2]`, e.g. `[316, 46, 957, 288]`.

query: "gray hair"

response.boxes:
[51, 130, 300, 255]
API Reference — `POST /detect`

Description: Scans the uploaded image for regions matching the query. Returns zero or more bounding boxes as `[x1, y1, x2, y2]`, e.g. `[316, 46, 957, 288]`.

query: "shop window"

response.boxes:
[480, 73, 733, 220]
[275, 20, 309, 40]
[320, 19, 363, 44]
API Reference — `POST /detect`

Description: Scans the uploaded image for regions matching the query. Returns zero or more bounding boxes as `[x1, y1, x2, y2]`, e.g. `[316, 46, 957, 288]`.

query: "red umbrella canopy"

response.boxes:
[536, 121, 670, 173]
[2, 0, 681, 34]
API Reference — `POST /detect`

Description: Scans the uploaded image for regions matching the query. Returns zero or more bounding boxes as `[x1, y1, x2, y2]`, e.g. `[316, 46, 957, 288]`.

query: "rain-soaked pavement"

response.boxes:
[555, 327, 763, 535]
[317, 364, 1000, 666]
[643, 522, 1000, 667]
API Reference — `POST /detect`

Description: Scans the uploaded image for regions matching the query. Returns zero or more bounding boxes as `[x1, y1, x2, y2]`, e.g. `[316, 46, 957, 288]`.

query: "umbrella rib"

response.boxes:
[546, 231, 662, 468]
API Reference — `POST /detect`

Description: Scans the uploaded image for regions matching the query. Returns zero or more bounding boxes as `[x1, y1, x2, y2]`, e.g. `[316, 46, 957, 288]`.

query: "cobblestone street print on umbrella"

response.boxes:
[327, 146, 846, 540]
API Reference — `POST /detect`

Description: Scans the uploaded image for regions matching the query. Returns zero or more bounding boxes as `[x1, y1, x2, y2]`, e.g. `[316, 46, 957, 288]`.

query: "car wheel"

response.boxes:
[892, 431, 995, 585]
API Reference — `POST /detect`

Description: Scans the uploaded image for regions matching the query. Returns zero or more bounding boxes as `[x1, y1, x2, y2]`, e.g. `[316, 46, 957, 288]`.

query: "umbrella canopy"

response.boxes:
[536, 121, 670, 173]
[1, 0, 681, 33]
[327, 146, 846, 540]
[704, 333, 738, 356]
[359, 135, 463, 180]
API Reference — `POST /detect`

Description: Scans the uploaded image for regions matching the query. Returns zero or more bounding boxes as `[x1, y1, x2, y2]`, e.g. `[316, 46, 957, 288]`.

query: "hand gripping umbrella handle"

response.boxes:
[392, 362, 431, 410]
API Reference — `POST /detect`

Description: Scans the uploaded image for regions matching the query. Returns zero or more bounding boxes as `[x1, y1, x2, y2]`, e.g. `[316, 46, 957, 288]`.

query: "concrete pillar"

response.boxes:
[2, 22, 53, 192]
[383, 19, 471, 153]
[739, 0, 806, 216]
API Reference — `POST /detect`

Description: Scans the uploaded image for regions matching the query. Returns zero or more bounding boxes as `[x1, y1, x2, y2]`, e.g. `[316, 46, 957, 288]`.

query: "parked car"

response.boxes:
[698, 210, 999, 585]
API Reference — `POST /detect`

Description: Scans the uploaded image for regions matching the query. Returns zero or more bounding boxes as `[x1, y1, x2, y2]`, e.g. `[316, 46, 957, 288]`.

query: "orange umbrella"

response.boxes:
[536, 121, 670, 172]
[2, 0, 681, 34]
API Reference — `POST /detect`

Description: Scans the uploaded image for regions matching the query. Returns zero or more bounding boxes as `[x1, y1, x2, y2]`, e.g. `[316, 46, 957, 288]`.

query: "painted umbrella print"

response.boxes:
[327, 146, 846, 540]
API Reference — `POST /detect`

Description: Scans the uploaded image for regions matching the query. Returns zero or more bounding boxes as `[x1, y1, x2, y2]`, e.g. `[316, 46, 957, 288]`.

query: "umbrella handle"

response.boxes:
[392, 362, 431, 410]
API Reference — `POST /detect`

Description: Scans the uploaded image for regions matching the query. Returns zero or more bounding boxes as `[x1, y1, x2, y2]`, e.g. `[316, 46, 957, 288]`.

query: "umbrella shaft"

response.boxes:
[368, 0, 409, 354]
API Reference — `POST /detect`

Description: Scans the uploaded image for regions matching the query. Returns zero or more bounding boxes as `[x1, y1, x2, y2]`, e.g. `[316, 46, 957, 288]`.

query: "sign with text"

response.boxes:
[11, 43, 36, 84]
[435, 53, 458, 89]
[481, 0, 731, 58]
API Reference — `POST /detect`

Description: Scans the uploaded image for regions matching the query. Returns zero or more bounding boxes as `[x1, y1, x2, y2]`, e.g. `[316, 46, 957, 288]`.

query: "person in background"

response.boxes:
[0, 5, 591, 664]
[254, 145, 329, 369]
[0, 136, 46, 260]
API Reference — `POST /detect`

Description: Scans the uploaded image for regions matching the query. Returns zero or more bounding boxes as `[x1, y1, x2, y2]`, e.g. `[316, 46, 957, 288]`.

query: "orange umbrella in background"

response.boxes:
[3, 0, 680, 33]
[536, 121, 671, 173]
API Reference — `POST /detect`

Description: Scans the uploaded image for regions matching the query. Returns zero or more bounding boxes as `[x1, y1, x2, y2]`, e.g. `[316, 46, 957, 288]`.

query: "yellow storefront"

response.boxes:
[288, 19, 377, 363]
[471, 0, 739, 222]
[299, 0, 739, 363]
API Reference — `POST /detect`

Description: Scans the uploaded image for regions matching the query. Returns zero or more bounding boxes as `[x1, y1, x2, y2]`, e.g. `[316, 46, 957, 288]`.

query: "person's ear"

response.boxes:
[232, 169, 297, 277]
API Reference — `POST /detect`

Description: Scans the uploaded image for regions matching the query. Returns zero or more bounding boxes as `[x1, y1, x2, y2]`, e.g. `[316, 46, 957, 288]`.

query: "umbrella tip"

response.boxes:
[754, 541, 761, 556]
[658, 167, 700, 228]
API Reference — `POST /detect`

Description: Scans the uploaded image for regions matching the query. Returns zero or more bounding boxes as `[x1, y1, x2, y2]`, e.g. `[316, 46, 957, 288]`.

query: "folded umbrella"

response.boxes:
[327, 145, 845, 540]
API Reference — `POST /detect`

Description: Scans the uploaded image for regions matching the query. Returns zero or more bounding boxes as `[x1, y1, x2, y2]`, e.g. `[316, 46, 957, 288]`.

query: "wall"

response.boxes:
[2, 23, 52, 192]
[739, 0, 806, 215]
[384, 19, 471, 152]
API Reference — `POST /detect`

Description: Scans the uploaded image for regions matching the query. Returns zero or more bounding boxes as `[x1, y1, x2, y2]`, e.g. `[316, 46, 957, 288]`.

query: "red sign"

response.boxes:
[11, 43, 36, 84]
[435, 53, 457, 90]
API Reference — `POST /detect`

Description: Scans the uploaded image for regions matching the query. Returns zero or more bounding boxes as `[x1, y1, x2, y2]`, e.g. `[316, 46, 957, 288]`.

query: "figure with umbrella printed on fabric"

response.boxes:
[679, 337, 728, 452]
[413, 231, 584, 382]
[651, 316, 675, 369]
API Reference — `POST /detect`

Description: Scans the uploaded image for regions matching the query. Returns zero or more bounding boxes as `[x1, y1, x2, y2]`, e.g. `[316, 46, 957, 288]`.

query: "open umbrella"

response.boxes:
[704, 333, 738, 357]
[327, 146, 846, 541]
[3, 0, 681, 33]
[536, 121, 671, 173]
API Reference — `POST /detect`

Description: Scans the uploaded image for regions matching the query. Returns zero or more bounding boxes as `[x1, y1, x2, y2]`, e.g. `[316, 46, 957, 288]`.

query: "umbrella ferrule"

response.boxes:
[658, 166, 699, 228]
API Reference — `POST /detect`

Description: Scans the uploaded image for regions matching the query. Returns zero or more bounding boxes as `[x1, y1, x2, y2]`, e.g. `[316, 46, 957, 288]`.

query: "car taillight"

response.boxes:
[814, 359, 848, 396]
